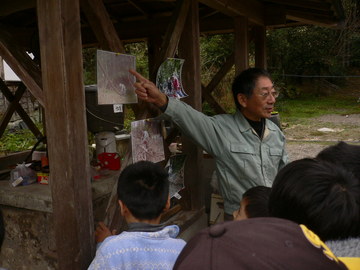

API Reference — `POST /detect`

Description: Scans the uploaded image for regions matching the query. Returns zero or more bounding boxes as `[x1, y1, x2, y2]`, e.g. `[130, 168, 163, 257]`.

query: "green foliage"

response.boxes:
[200, 34, 237, 113]
[0, 129, 37, 154]
[267, 26, 346, 78]
[125, 42, 149, 77]
[83, 48, 97, 85]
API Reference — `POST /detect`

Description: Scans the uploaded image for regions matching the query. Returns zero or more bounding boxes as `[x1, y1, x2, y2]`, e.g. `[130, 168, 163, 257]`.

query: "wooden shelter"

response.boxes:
[0, 0, 344, 269]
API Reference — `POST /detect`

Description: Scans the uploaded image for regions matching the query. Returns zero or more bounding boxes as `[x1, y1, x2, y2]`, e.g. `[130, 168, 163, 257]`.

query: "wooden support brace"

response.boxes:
[0, 27, 44, 107]
[204, 52, 234, 95]
[0, 79, 42, 139]
[81, 0, 126, 52]
[151, 0, 191, 79]
[201, 84, 226, 114]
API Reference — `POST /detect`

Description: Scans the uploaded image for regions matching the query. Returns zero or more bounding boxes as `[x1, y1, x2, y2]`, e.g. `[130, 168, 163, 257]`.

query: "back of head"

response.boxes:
[117, 161, 169, 220]
[269, 158, 360, 241]
[232, 67, 271, 110]
[174, 218, 347, 270]
[243, 186, 271, 218]
[316, 141, 360, 181]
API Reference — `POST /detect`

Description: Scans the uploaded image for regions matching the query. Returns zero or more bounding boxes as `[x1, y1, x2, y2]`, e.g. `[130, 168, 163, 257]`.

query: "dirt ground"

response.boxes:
[284, 113, 360, 161]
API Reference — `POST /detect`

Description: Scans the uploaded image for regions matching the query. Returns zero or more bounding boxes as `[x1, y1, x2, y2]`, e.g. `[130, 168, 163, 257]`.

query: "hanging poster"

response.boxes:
[97, 50, 137, 104]
[131, 119, 165, 163]
[165, 154, 186, 198]
[156, 58, 188, 99]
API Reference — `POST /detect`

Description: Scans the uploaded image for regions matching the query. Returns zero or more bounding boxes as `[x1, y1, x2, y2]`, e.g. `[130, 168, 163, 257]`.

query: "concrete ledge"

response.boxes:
[0, 173, 117, 213]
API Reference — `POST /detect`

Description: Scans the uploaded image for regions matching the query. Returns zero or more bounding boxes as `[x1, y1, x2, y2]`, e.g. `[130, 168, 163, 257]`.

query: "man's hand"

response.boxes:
[95, 222, 116, 243]
[130, 69, 168, 108]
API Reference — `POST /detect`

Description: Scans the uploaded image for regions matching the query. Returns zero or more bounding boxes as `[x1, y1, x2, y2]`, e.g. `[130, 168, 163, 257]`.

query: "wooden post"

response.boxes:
[37, 0, 94, 269]
[148, 35, 162, 82]
[254, 25, 267, 69]
[234, 16, 249, 75]
[178, 0, 203, 211]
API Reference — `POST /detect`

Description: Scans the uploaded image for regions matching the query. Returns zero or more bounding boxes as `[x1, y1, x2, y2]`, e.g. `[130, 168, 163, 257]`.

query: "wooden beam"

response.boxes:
[198, 0, 264, 25]
[37, 0, 94, 269]
[0, 27, 44, 107]
[152, 0, 191, 78]
[265, 5, 287, 26]
[266, 0, 331, 11]
[0, 80, 42, 139]
[178, 0, 203, 211]
[80, 15, 235, 44]
[234, 16, 249, 75]
[81, 0, 125, 52]
[254, 25, 266, 69]
[286, 11, 340, 27]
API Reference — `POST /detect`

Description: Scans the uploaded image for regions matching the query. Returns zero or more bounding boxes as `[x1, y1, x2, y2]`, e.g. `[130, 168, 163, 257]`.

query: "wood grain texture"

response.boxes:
[178, 0, 204, 211]
[37, 0, 94, 268]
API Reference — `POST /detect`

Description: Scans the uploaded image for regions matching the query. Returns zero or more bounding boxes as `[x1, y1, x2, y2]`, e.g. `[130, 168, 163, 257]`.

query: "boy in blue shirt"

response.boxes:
[88, 161, 186, 270]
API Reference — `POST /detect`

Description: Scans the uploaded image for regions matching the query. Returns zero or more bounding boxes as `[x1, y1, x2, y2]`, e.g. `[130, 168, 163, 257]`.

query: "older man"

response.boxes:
[130, 68, 288, 220]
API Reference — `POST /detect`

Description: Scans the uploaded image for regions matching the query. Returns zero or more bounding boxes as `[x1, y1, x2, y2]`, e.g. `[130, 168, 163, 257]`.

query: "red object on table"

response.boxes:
[97, 152, 121, 170]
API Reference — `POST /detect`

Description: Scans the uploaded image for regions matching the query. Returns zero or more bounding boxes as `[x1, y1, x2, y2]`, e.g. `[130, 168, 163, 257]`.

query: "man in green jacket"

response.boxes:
[130, 68, 288, 220]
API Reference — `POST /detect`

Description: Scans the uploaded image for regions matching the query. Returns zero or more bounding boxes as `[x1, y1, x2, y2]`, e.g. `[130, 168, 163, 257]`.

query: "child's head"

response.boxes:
[316, 141, 360, 181]
[233, 186, 271, 220]
[117, 161, 169, 221]
[269, 158, 360, 241]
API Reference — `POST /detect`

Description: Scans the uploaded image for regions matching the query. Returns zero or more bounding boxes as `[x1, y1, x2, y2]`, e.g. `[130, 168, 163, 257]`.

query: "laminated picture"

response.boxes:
[97, 50, 137, 104]
[156, 58, 188, 99]
[131, 119, 165, 163]
[165, 154, 186, 198]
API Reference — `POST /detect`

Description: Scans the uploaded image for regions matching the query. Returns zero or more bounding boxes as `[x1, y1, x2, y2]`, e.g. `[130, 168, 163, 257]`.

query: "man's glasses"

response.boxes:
[257, 89, 280, 99]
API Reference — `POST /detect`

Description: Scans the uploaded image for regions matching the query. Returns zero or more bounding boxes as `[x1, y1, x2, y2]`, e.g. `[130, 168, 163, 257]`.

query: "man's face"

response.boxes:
[237, 76, 277, 121]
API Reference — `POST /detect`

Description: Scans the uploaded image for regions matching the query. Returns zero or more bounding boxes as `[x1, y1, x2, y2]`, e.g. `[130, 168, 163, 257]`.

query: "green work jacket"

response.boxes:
[165, 98, 288, 215]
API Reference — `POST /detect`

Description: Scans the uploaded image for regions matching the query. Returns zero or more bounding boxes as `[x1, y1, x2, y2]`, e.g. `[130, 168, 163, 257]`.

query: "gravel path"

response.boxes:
[284, 113, 360, 161]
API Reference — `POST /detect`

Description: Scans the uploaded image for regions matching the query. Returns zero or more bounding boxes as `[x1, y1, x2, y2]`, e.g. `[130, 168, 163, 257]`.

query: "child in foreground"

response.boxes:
[88, 161, 186, 270]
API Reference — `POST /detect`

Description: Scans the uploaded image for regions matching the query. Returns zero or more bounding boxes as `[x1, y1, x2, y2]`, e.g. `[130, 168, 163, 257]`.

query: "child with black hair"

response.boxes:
[233, 186, 271, 220]
[88, 161, 186, 270]
[268, 158, 360, 270]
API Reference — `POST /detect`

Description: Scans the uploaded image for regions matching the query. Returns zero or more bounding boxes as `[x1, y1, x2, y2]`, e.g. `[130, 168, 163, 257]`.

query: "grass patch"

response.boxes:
[276, 94, 360, 123]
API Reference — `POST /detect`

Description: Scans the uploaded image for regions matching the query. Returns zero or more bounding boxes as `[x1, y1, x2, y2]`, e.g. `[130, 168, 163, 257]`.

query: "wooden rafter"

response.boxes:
[286, 11, 339, 27]
[264, 0, 331, 11]
[0, 79, 43, 139]
[198, 0, 264, 25]
[128, 0, 148, 16]
[0, 27, 44, 107]
[152, 0, 191, 78]
[81, 0, 126, 52]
